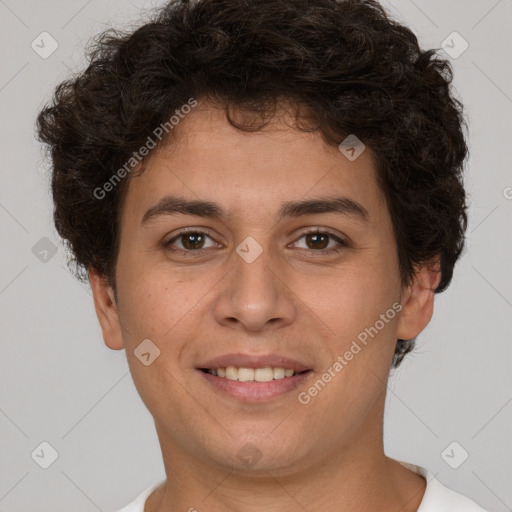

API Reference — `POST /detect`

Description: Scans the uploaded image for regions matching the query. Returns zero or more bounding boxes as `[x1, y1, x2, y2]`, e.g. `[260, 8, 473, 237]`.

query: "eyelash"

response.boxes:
[163, 228, 349, 257]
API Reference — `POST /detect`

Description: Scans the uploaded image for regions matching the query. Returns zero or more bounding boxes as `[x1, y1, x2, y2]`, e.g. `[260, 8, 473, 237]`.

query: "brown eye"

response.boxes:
[304, 233, 330, 250]
[179, 232, 206, 250]
[165, 231, 218, 254]
[292, 230, 349, 255]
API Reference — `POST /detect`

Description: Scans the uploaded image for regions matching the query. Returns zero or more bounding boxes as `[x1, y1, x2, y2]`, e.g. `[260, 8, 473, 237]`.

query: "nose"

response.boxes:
[212, 241, 297, 333]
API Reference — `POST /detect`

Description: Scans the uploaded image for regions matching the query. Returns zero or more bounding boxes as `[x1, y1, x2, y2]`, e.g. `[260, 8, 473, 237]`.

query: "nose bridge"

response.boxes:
[213, 236, 296, 331]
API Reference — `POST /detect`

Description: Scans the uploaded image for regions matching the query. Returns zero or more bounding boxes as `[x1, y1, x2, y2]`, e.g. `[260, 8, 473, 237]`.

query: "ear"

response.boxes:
[396, 258, 442, 341]
[89, 267, 124, 350]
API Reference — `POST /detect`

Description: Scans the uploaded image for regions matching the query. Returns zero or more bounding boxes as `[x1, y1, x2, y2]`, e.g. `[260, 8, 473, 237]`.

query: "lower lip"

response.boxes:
[198, 370, 313, 402]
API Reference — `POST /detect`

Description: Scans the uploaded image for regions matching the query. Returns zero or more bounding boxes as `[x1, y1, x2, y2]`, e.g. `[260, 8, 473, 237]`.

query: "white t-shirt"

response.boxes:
[114, 459, 488, 511]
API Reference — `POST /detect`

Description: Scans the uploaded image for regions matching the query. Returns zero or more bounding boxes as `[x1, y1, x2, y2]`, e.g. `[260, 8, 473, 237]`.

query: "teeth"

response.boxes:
[207, 366, 299, 381]
[255, 368, 274, 382]
[238, 367, 255, 382]
[273, 367, 285, 379]
[225, 366, 238, 380]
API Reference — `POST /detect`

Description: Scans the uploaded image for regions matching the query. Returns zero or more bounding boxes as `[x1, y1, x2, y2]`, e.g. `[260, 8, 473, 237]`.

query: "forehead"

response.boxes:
[121, 101, 387, 224]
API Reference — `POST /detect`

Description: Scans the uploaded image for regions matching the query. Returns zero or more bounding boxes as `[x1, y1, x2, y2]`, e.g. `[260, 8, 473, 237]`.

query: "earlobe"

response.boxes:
[396, 259, 442, 341]
[88, 267, 124, 350]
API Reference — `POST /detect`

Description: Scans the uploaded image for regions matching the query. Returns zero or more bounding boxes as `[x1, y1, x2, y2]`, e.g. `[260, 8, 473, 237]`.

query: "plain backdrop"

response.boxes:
[0, 0, 511, 511]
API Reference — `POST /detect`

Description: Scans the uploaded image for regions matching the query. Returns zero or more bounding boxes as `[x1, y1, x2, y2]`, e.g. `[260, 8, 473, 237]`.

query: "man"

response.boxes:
[36, 0, 487, 510]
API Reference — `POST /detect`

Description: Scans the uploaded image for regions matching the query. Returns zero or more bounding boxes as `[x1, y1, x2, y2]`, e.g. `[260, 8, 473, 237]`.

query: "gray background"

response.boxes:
[0, 0, 511, 511]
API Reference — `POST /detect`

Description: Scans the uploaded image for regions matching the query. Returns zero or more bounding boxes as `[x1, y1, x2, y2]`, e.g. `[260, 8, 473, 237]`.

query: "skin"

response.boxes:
[90, 99, 440, 512]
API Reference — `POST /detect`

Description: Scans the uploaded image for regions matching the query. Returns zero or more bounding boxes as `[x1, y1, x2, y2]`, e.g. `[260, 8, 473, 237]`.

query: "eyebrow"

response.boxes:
[141, 195, 369, 225]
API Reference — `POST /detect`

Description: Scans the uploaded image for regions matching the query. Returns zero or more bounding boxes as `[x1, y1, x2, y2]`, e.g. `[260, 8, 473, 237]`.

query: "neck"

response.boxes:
[146, 397, 425, 512]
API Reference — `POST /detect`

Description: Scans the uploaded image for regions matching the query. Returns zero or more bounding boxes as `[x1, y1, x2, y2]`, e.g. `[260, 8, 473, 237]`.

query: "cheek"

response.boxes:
[304, 257, 400, 367]
[114, 263, 202, 415]
[115, 252, 217, 346]
[317, 262, 398, 323]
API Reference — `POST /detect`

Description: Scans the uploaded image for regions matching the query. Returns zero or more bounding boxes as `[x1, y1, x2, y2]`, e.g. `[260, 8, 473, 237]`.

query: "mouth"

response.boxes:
[198, 367, 311, 381]
[195, 353, 314, 401]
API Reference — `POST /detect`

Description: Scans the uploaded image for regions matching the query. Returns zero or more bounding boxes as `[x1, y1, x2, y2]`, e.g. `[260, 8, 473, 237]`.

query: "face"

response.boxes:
[91, 100, 439, 476]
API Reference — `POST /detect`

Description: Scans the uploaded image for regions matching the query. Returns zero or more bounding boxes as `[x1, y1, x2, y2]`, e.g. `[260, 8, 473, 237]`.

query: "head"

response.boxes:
[36, 0, 467, 474]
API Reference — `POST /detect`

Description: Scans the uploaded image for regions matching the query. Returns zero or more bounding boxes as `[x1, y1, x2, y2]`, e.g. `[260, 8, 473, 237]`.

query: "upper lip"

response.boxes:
[197, 353, 312, 372]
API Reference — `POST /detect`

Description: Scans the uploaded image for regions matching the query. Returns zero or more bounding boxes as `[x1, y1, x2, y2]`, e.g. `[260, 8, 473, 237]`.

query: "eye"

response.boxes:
[164, 228, 349, 257]
[291, 229, 349, 255]
[164, 229, 219, 255]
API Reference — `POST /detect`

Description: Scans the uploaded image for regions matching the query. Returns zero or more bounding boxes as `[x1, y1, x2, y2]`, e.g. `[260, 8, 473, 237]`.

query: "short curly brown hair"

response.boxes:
[36, 0, 468, 368]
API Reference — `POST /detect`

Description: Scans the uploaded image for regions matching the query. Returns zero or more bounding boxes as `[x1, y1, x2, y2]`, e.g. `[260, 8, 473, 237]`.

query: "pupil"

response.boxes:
[183, 233, 203, 250]
[307, 233, 328, 249]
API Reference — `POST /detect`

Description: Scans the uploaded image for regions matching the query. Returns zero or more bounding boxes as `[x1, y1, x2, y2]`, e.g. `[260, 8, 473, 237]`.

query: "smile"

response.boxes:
[200, 366, 304, 381]
[198, 367, 313, 402]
